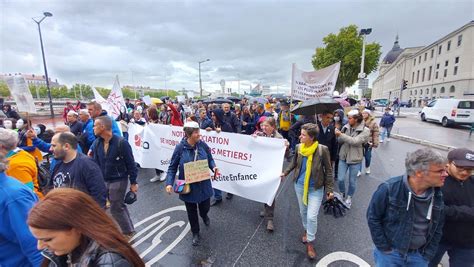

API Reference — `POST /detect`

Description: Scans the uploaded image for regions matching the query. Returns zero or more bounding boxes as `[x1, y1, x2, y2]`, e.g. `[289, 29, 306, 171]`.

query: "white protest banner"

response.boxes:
[291, 62, 340, 101]
[176, 95, 185, 103]
[142, 95, 152, 106]
[106, 75, 126, 119]
[128, 123, 286, 205]
[92, 87, 111, 111]
[4, 75, 37, 113]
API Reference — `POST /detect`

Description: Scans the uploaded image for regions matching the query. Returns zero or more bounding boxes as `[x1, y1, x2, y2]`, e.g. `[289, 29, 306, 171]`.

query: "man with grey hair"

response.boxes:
[66, 110, 83, 137]
[367, 148, 447, 266]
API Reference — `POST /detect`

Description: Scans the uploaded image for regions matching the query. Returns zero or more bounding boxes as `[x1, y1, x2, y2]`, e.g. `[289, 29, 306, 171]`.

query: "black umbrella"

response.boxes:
[290, 97, 342, 115]
[203, 99, 233, 105]
[347, 97, 358, 106]
[226, 96, 241, 103]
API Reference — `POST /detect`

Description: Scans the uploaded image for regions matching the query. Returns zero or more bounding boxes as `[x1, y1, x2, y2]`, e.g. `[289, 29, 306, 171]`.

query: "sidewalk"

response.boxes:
[373, 110, 473, 151]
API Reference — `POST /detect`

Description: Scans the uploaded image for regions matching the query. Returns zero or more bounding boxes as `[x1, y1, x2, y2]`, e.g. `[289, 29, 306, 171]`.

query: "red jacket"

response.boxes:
[168, 104, 183, 126]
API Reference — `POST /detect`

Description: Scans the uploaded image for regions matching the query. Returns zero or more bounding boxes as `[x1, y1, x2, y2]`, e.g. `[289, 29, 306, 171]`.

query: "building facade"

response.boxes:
[0, 73, 61, 88]
[372, 21, 474, 107]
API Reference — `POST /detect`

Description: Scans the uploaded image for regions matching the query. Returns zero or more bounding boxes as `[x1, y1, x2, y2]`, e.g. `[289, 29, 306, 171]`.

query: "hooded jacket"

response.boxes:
[166, 138, 216, 203]
[337, 122, 370, 164]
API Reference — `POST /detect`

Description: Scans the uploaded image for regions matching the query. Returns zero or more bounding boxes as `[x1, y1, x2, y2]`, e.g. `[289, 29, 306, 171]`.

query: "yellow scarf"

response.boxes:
[299, 141, 318, 206]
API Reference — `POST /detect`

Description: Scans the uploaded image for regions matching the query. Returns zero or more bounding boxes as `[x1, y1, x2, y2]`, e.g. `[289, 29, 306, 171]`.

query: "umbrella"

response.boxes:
[203, 99, 233, 105]
[249, 97, 268, 104]
[347, 97, 358, 106]
[150, 97, 163, 105]
[226, 96, 241, 103]
[160, 96, 170, 102]
[333, 97, 350, 107]
[290, 97, 342, 116]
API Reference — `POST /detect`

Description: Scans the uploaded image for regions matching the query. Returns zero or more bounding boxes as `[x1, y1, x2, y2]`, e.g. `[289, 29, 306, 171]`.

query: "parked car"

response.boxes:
[420, 98, 474, 127]
[373, 98, 388, 107]
[399, 101, 412, 108]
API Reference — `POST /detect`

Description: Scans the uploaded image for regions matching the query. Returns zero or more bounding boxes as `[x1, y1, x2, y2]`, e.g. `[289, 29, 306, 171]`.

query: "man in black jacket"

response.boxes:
[317, 111, 337, 165]
[222, 103, 241, 133]
[430, 148, 474, 267]
[50, 132, 107, 208]
[91, 116, 138, 238]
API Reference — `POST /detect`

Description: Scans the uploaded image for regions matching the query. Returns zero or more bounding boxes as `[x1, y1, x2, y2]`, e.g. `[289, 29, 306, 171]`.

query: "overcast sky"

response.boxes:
[0, 0, 472, 93]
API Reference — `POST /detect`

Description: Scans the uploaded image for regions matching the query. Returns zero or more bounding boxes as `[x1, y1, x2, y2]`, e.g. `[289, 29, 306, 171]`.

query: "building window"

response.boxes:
[413, 59, 416, 66]
[458, 35, 462, 46]
[447, 40, 451, 51]
[450, 85, 455, 93]
[431, 49, 434, 58]
[441, 87, 445, 93]
[444, 69, 448, 77]
[428, 66, 432, 81]
[436, 63, 440, 69]
[445, 60, 449, 67]
[422, 68, 425, 82]
[455, 56, 459, 64]
[410, 90, 413, 95]
[426, 88, 430, 95]
[415, 90, 417, 95]
[412, 72, 415, 84]
[420, 89, 423, 95]
[416, 70, 420, 83]
[424, 53, 427, 61]
[435, 71, 439, 79]
[439, 45, 442, 55]
[419, 56, 421, 64]
[454, 66, 458, 75]
[433, 88, 437, 94]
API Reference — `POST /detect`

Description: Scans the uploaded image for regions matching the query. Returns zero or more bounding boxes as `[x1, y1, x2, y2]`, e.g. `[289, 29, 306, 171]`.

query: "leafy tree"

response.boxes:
[312, 25, 382, 92]
[0, 82, 11, 97]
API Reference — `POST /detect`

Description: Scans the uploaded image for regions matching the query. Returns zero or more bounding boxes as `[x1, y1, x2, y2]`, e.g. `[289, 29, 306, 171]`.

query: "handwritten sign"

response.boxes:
[184, 160, 210, 184]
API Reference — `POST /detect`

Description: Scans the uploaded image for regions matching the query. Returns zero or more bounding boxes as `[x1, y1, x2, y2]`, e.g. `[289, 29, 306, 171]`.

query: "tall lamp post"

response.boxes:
[33, 12, 54, 119]
[199, 59, 210, 98]
[358, 28, 372, 99]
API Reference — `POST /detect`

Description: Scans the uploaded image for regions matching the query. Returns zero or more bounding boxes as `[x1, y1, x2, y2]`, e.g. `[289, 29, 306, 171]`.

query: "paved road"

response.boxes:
[126, 138, 447, 266]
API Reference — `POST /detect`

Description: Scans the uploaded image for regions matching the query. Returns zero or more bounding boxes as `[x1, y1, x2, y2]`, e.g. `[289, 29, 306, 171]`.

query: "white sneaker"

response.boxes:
[345, 196, 352, 208]
[357, 171, 361, 177]
[159, 172, 167, 182]
[365, 167, 371, 174]
[387, 138, 391, 141]
[380, 139, 384, 143]
[150, 175, 160, 182]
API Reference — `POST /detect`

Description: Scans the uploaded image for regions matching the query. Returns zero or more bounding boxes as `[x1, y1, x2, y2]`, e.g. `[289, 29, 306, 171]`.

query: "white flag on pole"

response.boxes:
[91, 86, 111, 112]
[291, 62, 341, 101]
[106, 75, 126, 119]
[4, 75, 37, 113]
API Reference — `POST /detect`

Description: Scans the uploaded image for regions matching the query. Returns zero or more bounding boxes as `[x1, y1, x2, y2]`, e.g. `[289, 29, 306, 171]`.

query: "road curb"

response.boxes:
[391, 134, 455, 151]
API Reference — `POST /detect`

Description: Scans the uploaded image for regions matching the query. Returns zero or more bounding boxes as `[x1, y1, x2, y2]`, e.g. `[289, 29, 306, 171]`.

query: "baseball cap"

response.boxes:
[124, 191, 137, 205]
[448, 148, 474, 168]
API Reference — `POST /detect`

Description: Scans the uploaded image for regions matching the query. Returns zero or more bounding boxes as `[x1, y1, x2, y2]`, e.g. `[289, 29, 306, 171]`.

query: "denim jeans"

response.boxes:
[360, 146, 372, 170]
[294, 182, 324, 242]
[429, 242, 474, 267]
[213, 188, 222, 200]
[380, 125, 393, 141]
[107, 179, 135, 234]
[374, 248, 428, 267]
[338, 160, 361, 197]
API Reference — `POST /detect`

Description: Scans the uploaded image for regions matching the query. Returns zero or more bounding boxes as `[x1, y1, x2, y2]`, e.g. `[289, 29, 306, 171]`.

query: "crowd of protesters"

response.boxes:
[0, 94, 472, 266]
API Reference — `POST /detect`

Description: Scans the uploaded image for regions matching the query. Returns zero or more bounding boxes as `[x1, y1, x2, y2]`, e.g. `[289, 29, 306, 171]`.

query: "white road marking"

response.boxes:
[316, 251, 371, 267]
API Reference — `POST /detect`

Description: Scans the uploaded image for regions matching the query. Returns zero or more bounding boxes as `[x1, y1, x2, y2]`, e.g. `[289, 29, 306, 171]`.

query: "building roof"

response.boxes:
[382, 35, 403, 64]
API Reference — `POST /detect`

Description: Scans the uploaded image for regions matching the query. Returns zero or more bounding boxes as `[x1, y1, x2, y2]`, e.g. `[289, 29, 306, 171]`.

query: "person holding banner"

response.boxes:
[254, 117, 288, 232]
[165, 121, 219, 247]
[281, 123, 334, 260]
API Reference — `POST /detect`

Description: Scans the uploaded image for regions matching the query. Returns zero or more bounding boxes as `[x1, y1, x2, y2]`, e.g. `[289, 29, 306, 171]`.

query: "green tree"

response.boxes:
[363, 88, 372, 99]
[0, 82, 11, 97]
[312, 25, 382, 92]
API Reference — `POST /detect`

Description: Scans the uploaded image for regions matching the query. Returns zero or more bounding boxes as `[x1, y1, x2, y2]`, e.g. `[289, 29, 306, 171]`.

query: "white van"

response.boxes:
[420, 98, 474, 127]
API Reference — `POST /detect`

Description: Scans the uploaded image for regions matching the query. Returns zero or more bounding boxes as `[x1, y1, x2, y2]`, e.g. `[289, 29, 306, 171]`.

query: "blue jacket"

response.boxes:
[92, 135, 137, 184]
[199, 117, 214, 130]
[166, 139, 216, 203]
[380, 112, 396, 127]
[82, 118, 96, 148]
[51, 153, 107, 208]
[0, 172, 42, 267]
[367, 175, 444, 261]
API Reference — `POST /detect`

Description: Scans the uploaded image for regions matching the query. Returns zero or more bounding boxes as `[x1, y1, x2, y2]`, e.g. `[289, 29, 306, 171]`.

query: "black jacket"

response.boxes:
[222, 111, 241, 133]
[440, 175, 474, 248]
[317, 121, 337, 162]
[42, 240, 132, 267]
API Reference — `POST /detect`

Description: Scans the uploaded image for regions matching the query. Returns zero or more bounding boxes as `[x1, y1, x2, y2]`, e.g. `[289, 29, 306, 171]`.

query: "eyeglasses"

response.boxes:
[452, 163, 474, 175]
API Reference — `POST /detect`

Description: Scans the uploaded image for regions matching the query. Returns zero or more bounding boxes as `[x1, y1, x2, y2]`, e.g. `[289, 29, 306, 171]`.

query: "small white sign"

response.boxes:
[4, 75, 37, 113]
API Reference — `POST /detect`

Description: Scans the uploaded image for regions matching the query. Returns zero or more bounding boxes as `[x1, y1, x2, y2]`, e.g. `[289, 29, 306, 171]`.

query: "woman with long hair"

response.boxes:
[28, 188, 144, 267]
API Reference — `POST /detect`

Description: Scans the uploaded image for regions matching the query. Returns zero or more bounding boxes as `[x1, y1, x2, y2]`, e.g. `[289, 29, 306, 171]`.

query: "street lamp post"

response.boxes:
[33, 12, 54, 119]
[199, 59, 210, 98]
[358, 28, 372, 99]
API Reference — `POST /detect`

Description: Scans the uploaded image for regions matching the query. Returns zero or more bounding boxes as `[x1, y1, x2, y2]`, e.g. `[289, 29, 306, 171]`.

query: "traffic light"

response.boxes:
[402, 80, 408, 90]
